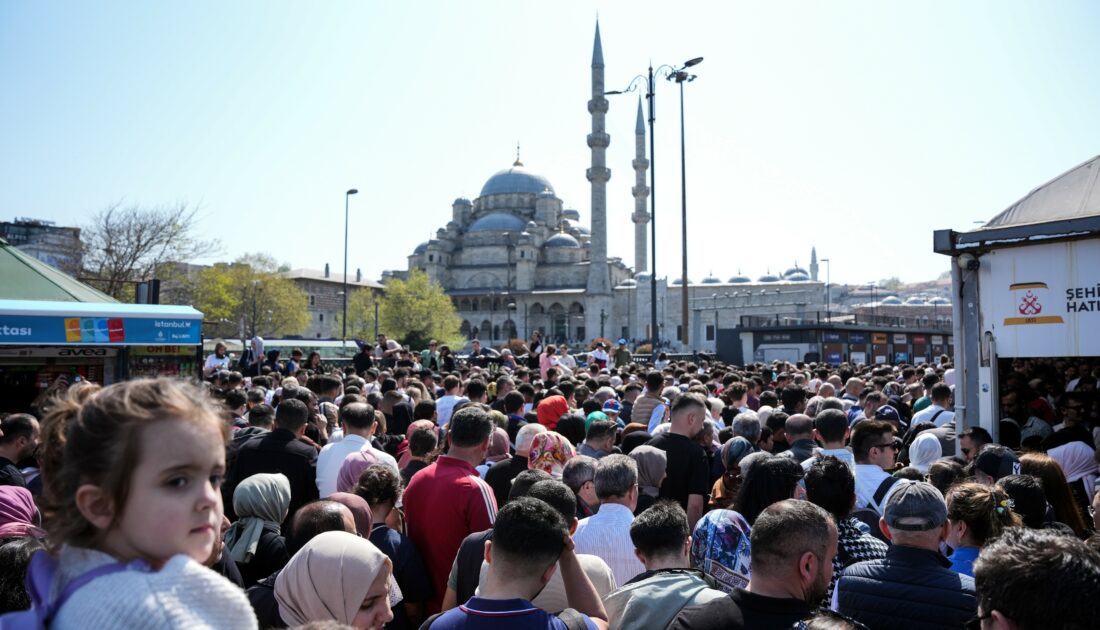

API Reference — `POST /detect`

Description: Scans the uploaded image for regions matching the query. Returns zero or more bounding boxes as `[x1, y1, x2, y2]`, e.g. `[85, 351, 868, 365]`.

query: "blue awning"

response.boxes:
[0, 300, 203, 346]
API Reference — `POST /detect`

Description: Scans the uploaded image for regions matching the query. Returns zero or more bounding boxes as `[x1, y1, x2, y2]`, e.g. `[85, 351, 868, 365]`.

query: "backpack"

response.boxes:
[0, 550, 137, 629]
[419, 606, 590, 630]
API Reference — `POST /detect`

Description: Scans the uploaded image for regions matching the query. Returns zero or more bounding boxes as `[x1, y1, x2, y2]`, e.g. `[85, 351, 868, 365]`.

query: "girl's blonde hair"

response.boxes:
[39, 378, 227, 549]
[945, 482, 1021, 546]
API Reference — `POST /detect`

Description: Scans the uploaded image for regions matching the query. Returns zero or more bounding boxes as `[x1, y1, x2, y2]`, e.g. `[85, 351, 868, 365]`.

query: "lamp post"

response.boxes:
[669, 58, 702, 350]
[607, 56, 701, 353]
[342, 188, 358, 345]
[821, 258, 831, 322]
[600, 308, 607, 339]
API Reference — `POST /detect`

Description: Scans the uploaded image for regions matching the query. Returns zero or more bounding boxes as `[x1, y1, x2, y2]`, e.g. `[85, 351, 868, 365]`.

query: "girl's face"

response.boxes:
[352, 563, 395, 629]
[104, 419, 225, 566]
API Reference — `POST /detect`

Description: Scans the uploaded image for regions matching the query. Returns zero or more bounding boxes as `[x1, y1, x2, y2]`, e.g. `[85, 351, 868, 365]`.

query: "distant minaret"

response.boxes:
[631, 96, 650, 273]
[586, 21, 611, 296]
[810, 246, 819, 281]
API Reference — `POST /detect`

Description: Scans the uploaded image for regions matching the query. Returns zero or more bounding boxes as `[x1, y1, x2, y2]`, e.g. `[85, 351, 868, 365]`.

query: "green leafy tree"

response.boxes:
[378, 269, 463, 349]
[878, 276, 904, 291]
[334, 288, 380, 341]
[193, 253, 309, 339]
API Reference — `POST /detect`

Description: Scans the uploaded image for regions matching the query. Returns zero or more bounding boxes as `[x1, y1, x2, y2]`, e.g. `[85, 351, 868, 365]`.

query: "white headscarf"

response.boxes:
[908, 432, 943, 475]
[1047, 441, 1097, 500]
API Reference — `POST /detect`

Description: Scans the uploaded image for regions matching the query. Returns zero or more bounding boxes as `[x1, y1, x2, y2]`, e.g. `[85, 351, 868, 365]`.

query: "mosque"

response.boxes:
[397, 23, 825, 352]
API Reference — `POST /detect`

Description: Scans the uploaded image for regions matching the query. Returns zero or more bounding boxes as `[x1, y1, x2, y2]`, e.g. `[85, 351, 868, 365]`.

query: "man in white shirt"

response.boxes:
[435, 374, 468, 428]
[910, 383, 955, 428]
[316, 402, 398, 497]
[851, 420, 900, 514]
[573, 454, 645, 586]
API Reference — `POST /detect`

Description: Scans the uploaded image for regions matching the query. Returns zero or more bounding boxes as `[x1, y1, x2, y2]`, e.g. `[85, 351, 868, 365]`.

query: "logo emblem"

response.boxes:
[1004, 283, 1063, 326]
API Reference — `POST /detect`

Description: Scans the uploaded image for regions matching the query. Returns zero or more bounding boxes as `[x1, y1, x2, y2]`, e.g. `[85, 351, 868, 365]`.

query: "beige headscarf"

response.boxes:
[630, 445, 667, 498]
[275, 531, 398, 625]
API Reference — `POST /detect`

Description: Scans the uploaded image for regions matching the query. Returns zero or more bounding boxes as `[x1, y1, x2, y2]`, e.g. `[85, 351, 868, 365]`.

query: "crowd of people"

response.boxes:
[0, 340, 1099, 629]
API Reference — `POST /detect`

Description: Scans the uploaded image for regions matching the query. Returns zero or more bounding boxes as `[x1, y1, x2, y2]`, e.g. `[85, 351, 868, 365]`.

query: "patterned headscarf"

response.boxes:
[690, 509, 752, 593]
[721, 437, 756, 473]
[527, 431, 576, 479]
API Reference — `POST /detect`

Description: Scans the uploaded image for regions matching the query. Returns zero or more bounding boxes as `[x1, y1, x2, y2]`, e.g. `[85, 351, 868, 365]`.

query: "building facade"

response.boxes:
[0, 217, 83, 273]
[284, 265, 384, 339]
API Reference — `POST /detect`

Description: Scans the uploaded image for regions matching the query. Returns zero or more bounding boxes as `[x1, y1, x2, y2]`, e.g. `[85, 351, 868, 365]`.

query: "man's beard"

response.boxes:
[807, 564, 830, 604]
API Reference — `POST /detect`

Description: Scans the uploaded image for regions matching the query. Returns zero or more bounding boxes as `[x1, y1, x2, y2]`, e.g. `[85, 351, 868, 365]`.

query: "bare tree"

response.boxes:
[82, 201, 220, 300]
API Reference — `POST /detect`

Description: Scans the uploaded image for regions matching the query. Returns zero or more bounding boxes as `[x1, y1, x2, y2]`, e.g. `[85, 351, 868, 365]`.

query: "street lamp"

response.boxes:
[607, 56, 700, 352]
[669, 57, 702, 350]
[342, 188, 359, 345]
[821, 258, 831, 321]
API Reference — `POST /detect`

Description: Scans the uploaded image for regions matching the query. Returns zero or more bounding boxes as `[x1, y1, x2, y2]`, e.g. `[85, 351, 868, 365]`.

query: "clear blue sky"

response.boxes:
[3, 1, 1099, 286]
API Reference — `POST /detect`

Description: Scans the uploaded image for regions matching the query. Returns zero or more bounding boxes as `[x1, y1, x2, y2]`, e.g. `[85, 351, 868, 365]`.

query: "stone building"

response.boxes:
[0, 217, 82, 274]
[284, 265, 384, 339]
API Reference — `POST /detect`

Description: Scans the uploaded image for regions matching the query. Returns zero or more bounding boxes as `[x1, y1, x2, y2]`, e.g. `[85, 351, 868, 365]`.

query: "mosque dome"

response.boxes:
[565, 219, 590, 235]
[617, 279, 637, 288]
[785, 272, 811, 282]
[635, 272, 652, 281]
[783, 265, 809, 279]
[701, 276, 721, 284]
[468, 212, 528, 233]
[413, 242, 428, 254]
[904, 296, 927, 305]
[672, 278, 692, 285]
[479, 161, 556, 197]
[758, 273, 780, 283]
[544, 233, 581, 248]
[728, 274, 752, 284]
[880, 296, 903, 305]
[453, 197, 472, 206]
[927, 297, 950, 305]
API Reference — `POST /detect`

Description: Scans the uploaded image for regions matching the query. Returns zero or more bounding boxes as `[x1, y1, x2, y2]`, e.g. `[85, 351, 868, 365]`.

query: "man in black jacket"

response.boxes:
[834, 480, 976, 630]
[226, 398, 319, 525]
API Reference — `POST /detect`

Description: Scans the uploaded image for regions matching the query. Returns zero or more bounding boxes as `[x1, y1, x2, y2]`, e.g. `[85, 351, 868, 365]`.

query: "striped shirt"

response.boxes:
[404, 455, 498, 613]
[573, 503, 645, 586]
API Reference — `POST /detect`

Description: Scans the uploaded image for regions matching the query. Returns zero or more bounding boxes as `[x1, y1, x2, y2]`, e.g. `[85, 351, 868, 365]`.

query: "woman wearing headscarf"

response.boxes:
[275, 531, 397, 629]
[328, 492, 373, 538]
[709, 437, 755, 511]
[536, 395, 569, 431]
[0, 486, 46, 540]
[690, 509, 752, 593]
[629, 445, 666, 516]
[527, 431, 576, 479]
[619, 430, 652, 455]
[908, 432, 943, 476]
[223, 473, 291, 587]
[1046, 440, 1098, 519]
[476, 428, 511, 478]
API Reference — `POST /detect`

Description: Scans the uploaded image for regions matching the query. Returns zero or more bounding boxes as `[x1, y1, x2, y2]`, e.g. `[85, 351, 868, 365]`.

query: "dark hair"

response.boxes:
[973, 527, 1100, 630]
[413, 400, 436, 421]
[645, 372, 664, 391]
[248, 404, 275, 427]
[339, 402, 377, 430]
[996, 475, 1047, 529]
[503, 391, 526, 415]
[947, 482, 1021, 546]
[286, 500, 353, 555]
[508, 469, 552, 501]
[223, 390, 247, 411]
[781, 385, 806, 410]
[38, 379, 225, 549]
[765, 411, 789, 433]
[671, 393, 707, 418]
[0, 414, 37, 446]
[750, 500, 833, 576]
[314, 374, 342, 395]
[0, 537, 45, 612]
[629, 500, 688, 558]
[554, 413, 586, 446]
[814, 409, 848, 443]
[927, 459, 965, 495]
[491, 497, 568, 576]
[959, 426, 993, 447]
[805, 455, 855, 521]
[526, 480, 577, 524]
[275, 398, 310, 431]
[929, 383, 952, 403]
[448, 406, 494, 448]
[585, 420, 617, 443]
[737, 456, 804, 524]
[407, 424, 439, 458]
[354, 464, 401, 508]
[464, 379, 487, 400]
[850, 421, 894, 460]
[1019, 453, 1089, 537]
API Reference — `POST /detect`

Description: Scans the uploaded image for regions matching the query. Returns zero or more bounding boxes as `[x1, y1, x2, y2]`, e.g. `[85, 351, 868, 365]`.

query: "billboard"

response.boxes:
[979, 239, 1100, 357]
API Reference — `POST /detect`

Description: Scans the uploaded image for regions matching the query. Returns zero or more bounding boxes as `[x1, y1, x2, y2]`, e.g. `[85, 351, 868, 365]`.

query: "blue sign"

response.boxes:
[823, 331, 843, 342]
[848, 332, 867, 343]
[0, 314, 200, 345]
[825, 352, 843, 364]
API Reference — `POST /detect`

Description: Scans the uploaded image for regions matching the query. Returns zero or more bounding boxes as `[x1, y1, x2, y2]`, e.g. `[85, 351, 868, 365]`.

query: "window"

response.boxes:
[676, 325, 683, 342]
[429, 255, 434, 262]
[705, 325, 715, 341]
[319, 313, 324, 321]
[520, 251, 525, 258]
[576, 326, 586, 340]
[309, 295, 315, 306]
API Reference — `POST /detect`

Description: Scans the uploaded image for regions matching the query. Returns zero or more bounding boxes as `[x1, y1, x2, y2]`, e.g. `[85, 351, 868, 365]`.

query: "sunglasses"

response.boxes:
[873, 442, 899, 451]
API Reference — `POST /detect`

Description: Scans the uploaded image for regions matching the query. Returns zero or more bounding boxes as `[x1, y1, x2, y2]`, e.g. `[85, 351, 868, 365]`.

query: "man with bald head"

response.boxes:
[778, 414, 816, 462]
[842, 378, 864, 403]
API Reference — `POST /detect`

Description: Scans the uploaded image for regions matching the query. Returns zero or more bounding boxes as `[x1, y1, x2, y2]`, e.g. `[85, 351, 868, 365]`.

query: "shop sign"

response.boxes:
[0, 315, 200, 345]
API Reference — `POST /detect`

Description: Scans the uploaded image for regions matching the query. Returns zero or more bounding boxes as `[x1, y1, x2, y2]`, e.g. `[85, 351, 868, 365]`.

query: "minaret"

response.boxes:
[810, 246, 819, 281]
[632, 96, 650, 273]
[586, 21, 611, 296]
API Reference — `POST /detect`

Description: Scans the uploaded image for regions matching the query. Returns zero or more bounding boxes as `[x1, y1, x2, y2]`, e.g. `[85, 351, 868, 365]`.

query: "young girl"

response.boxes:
[944, 482, 1021, 577]
[36, 378, 258, 628]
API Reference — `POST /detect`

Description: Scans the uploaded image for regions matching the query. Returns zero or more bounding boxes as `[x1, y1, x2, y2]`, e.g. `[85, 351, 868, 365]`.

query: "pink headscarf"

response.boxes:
[337, 450, 382, 494]
[486, 427, 511, 464]
[527, 431, 576, 479]
[0, 486, 45, 539]
[328, 492, 373, 537]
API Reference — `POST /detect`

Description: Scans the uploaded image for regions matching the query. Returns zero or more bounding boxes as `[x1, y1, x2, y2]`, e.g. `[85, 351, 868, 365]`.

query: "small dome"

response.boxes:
[468, 212, 527, 233]
[544, 233, 580, 248]
[480, 163, 556, 197]
[635, 271, 652, 281]
[783, 266, 809, 279]
[758, 274, 780, 283]
[728, 274, 752, 284]
[904, 296, 927, 305]
[672, 277, 692, 285]
[562, 209, 581, 221]
[701, 276, 721, 284]
[785, 272, 811, 282]
[413, 242, 429, 254]
[453, 197, 472, 206]
[525, 221, 538, 230]
[537, 189, 556, 198]
[564, 220, 591, 236]
[881, 296, 903, 305]
[927, 297, 950, 305]
[618, 279, 637, 288]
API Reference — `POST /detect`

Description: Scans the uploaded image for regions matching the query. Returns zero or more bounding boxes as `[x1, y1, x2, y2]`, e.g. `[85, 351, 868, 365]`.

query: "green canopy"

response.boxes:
[0, 237, 117, 302]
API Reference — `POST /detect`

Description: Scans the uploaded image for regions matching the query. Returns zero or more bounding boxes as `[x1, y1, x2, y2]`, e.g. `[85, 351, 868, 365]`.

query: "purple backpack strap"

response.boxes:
[15, 550, 142, 626]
